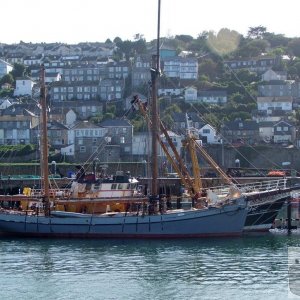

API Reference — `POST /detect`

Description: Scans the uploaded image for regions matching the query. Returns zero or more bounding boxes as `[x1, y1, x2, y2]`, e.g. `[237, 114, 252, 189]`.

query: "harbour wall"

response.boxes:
[1, 145, 300, 176]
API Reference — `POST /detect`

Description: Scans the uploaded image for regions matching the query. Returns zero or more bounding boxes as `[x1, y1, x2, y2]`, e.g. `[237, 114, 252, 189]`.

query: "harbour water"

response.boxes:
[0, 233, 299, 300]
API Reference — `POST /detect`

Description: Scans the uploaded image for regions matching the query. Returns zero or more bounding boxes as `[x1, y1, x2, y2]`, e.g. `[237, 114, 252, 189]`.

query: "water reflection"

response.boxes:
[0, 234, 299, 300]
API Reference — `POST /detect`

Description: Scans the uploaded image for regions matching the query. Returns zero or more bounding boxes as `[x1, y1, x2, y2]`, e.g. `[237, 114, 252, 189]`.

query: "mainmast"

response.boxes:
[150, 0, 161, 197]
[40, 64, 50, 215]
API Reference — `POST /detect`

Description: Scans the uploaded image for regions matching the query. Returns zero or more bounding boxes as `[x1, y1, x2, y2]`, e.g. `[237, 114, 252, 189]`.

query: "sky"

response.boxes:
[2, 0, 300, 44]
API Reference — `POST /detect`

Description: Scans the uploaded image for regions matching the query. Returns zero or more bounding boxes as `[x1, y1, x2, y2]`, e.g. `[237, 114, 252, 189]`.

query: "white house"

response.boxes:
[132, 130, 183, 159]
[254, 114, 283, 123]
[198, 91, 227, 105]
[23, 55, 43, 66]
[68, 121, 108, 146]
[158, 87, 182, 97]
[0, 99, 12, 110]
[14, 77, 35, 96]
[132, 132, 151, 156]
[60, 144, 75, 157]
[184, 89, 227, 105]
[258, 121, 275, 143]
[184, 86, 197, 102]
[0, 59, 13, 78]
[159, 131, 183, 158]
[199, 124, 221, 144]
[261, 69, 287, 81]
[45, 72, 61, 83]
[273, 120, 294, 144]
[257, 96, 293, 114]
[30, 70, 62, 83]
[65, 109, 77, 126]
[162, 57, 198, 79]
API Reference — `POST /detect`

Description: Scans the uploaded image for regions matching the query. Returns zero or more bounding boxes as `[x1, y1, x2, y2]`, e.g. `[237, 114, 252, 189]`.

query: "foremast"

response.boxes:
[40, 64, 50, 215]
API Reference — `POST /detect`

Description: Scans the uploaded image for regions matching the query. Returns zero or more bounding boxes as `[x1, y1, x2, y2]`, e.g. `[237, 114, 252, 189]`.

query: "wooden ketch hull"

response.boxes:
[0, 197, 247, 238]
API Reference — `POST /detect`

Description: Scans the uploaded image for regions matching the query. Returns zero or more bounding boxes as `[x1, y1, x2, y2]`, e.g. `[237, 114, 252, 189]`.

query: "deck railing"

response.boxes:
[209, 178, 288, 196]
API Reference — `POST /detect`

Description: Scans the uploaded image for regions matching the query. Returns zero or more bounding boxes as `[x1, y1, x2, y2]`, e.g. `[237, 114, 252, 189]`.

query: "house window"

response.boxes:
[203, 129, 210, 134]
[92, 146, 98, 153]
[120, 136, 125, 143]
[277, 127, 282, 131]
[80, 146, 86, 152]
[284, 127, 288, 131]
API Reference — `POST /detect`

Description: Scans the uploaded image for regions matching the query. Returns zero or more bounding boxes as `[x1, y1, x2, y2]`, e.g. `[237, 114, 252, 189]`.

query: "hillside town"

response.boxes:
[1, 29, 300, 165]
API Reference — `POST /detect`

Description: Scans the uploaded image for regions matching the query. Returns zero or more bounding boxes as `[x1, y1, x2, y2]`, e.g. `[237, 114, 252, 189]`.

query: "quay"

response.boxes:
[0, 175, 299, 194]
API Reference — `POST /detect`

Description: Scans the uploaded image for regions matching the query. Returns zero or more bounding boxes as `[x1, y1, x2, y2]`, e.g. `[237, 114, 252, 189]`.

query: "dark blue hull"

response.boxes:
[244, 189, 291, 232]
[0, 199, 247, 238]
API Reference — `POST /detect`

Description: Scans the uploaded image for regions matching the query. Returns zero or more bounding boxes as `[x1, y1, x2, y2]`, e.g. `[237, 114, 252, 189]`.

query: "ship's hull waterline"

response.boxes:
[0, 198, 247, 238]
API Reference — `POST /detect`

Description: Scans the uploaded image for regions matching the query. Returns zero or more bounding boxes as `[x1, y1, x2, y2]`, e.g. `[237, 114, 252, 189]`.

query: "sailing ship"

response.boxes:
[0, 1, 248, 238]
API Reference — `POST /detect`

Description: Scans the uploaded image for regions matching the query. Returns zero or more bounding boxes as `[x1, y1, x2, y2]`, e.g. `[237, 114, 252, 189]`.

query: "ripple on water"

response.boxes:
[0, 235, 298, 300]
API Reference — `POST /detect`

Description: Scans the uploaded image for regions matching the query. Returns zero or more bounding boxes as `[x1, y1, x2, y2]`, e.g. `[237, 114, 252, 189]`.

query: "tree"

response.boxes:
[234, 69, 258, 83]
[287, 38, 300, 57]
[288, 61, 300, 78]
[90, 113, 103, 124]
[132, 39, 147, 55]
[229, 92, 245, 105]
[294, 108, 300, 126]
[164, 104, 181, 116]
[133, 33, 144, 41]
[161, 114, 174, 129]
[0, 73, 14, 85]
[187, 31, 208, 52]
[247, 26, 267, 39]
[202, 113, 221, 131]
[10, 63, 28, 79]
[102, 112, 114, 121]
[236, 39, 269, 58]
[116, 40, 133, 61]
[113, 37, 122, 44]
[228, 111, 251, 121]
[263, 32, 289, 48]
[206, 28, 241, 55]
[198, 58, 220, 80]
[106, 104, 116, 115]
[130, 115, 147, 132]
[175, 35, 194, 43]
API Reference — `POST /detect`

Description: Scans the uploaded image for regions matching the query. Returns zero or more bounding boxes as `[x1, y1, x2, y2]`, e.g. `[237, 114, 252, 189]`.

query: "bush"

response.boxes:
[0, 144, 36, 157]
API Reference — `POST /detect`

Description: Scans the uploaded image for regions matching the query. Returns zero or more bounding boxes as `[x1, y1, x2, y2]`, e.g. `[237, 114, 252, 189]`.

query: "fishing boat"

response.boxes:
[0, 1, 248, 238]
